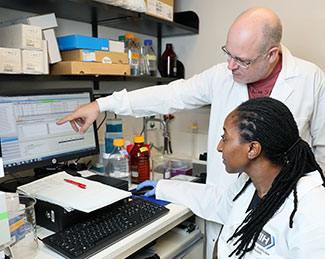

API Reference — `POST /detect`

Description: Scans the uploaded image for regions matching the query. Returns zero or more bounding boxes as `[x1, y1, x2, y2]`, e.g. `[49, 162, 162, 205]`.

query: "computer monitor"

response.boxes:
[0, 88, 99, 175]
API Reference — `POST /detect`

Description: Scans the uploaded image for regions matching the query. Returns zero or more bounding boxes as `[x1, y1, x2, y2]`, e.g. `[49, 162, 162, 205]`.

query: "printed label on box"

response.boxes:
[24, 38, 41, 48]
[82, 50, 96, 62]
[163, 2, 173, 20]
[102, 56, 112, 64]
[147, 0, 162, 16]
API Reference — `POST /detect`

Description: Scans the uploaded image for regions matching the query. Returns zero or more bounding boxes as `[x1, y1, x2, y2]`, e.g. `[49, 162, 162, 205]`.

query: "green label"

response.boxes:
[0, 211, 8, 220]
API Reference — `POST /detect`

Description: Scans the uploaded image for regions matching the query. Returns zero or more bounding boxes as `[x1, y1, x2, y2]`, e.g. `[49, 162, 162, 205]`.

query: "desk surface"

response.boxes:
[36, 202, 193, 259]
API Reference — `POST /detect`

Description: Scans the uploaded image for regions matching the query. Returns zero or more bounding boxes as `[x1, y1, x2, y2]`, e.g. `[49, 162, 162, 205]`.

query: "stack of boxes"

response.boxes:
[0, 13, 61, 75]
[51, 35, 130, 75]
[0, 24, 43, 74]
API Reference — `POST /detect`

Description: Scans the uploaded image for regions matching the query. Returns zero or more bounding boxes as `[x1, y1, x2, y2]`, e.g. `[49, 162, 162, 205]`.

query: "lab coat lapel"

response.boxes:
[270, 44, 299, 103]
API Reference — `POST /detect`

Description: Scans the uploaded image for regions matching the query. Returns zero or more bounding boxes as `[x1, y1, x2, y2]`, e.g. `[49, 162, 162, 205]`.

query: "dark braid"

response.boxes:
[227, 97, 324, 258]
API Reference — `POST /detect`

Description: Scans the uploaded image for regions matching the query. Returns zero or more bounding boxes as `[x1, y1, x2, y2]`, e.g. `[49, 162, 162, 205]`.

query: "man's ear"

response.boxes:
[247, 141, 262, 160]
[267, 47, 280, 63]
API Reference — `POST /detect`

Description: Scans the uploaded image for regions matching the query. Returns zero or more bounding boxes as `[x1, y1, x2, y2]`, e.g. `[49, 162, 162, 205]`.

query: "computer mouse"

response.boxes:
[132, 186, 154, 196]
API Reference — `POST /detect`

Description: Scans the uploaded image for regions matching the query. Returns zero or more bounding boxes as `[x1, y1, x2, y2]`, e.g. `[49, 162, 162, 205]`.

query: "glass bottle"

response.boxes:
[143, 39, 157, 76]
[125, 33, 139, 76]
[135, 38, 145, 76]
[130, 135, 150, 183]
[161, 43, 177, 77]
[104, 138, 130, 187]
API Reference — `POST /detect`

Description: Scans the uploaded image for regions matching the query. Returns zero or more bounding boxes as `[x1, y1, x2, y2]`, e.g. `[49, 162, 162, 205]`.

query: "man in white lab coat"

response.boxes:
[58, 7, 325, 258]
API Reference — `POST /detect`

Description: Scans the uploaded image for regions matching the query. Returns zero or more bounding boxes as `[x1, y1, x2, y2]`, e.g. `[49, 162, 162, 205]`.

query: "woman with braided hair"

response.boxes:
[138, 97, 325, 258]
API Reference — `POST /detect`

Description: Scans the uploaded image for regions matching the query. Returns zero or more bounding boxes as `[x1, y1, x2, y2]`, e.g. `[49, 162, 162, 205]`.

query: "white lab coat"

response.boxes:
[97, 45, 325, 258]
[156, 171, 325, 258]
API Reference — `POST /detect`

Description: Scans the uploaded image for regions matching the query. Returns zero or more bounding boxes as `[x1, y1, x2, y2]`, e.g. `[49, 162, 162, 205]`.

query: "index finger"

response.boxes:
[56, 113, 78, 125]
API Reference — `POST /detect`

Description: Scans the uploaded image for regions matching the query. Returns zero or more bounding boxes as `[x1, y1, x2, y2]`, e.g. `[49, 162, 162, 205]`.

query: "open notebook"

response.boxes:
[18, 172, 131, 213]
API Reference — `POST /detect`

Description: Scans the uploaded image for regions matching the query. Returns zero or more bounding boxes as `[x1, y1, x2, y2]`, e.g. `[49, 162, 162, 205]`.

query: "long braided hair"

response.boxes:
[227, 97, 325, 258]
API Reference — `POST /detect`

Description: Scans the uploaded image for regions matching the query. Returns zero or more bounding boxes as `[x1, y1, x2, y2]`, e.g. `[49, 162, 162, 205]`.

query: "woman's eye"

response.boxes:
[221, 135, 226, 142]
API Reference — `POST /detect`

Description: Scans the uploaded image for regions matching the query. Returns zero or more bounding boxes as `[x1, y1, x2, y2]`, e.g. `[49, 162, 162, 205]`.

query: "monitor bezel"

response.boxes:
[0, 87, 100, 174]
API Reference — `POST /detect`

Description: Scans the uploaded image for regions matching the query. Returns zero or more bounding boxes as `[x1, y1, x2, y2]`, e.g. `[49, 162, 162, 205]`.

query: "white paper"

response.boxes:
[18, 172, 131, 213]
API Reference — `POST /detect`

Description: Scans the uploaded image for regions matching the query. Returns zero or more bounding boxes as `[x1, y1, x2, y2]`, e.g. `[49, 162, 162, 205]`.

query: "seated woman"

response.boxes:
[137, 97, 325, 258]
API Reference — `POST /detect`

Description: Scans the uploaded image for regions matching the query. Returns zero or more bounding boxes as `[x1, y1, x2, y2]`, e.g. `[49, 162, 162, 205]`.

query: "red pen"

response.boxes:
[64, 178, 86, 189]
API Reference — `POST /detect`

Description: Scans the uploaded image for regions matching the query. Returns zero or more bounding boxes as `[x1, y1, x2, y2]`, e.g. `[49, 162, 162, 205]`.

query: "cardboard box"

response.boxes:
[61, 49, 128, 64]
[43, 29, 62, 64]
[21, 49, 43, 74]
[0, 24, 42, 49]
[57, 35, 109, 51]
[0, 47, 21, 74]
[109, 40, 124, 53]
[145, 0, 174, 22]
[96, 51, 128, 64]
[51, 61, 130, 75]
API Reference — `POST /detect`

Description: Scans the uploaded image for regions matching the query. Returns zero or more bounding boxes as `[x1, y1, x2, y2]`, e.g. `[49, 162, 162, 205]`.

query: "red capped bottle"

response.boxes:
[130, 135, 150, 183]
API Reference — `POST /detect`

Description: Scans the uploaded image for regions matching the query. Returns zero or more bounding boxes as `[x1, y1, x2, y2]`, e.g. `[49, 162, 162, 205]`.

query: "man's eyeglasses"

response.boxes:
[221, 46, 269, 69]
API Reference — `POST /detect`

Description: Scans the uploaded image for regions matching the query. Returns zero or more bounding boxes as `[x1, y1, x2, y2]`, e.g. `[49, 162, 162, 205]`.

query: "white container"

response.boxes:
[21, 49, 43, 74]
[43, 29, 62, 64]
[0, 24, 42, 50]
[0, 47, 21, 74]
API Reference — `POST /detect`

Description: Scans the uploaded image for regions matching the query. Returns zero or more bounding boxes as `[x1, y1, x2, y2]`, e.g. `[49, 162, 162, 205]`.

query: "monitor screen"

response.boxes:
[0, 88, 99, 174]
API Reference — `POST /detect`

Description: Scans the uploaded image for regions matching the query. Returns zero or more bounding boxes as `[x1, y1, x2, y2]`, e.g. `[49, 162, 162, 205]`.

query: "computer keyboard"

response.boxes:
[42, 198, 169, 259]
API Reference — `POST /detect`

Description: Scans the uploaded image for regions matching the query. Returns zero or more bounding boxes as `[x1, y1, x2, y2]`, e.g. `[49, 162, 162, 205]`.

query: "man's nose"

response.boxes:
[227, 58, 239, 70]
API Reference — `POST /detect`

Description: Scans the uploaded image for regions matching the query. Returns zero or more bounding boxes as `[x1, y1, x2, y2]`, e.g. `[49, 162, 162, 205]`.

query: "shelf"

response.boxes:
[0, 0, 198, 88]
[0, 74, 177, 84]
[0, 0, 199, 37]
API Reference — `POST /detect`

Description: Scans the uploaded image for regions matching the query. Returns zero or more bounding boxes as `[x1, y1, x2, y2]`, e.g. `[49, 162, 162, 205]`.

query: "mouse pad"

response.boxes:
[130, 188, 170, 206]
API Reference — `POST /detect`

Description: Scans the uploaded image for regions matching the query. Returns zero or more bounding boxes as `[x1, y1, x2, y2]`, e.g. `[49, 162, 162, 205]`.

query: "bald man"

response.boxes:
[58, 7, 325, 258]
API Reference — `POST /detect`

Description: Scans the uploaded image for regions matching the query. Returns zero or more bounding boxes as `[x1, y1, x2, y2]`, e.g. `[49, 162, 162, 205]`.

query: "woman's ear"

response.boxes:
[247, 141, 262, 160]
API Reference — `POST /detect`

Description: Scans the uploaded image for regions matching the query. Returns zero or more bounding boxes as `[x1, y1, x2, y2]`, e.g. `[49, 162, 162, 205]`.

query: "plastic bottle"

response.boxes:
[125, 33, 139, 76]
[161, 43, 177, 77]
[104, 138, 130, 187]
[130, 135, 150, 183]
[143, 39, 157, 76]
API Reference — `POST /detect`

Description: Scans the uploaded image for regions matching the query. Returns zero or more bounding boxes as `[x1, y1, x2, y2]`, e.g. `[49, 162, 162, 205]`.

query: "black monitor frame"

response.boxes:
[0, 87, 99, 175]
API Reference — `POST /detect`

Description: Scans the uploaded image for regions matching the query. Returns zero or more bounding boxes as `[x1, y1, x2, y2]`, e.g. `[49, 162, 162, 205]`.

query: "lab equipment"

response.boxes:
[105, 132, 123, 154]
[152, 155, 193, 179]
[0, 88, 99, 175]
[106, 118, 122, 133]
[43, 198, 169, 258]
[104, 138, 130, 187]
[130, 135, 150, 183]
[5, 193, 38, 259]
[161, 43, 177, 77]
[105, 118, 123, 154]
[125, 33, 139, 76]
[143, 39, 157, 76]
[143, 114, 174, 155]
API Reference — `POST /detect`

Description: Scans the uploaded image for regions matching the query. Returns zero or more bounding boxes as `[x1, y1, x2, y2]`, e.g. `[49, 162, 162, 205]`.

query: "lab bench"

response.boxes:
[35, 202, 204, 258]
